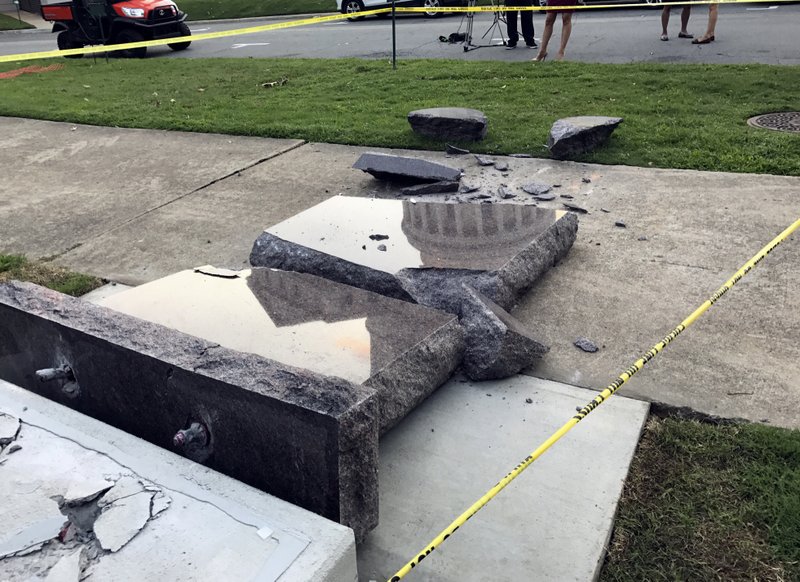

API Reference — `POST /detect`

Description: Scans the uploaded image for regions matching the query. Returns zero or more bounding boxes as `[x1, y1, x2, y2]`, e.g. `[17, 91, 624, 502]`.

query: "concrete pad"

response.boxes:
[0, 117, 302, 259]
[0, 379, 358, 581]
[94, 266, 464, 434]
[357, 374, 649, 582]
[79, 282, 132, 303]
[0, 281, 379, 539]
[504, 162, 800, 428]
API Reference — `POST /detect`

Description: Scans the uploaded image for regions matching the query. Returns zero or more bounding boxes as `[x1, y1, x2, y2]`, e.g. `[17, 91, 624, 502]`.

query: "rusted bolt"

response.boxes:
[173, 422, 208, 449]
[36, 365, 74, 383]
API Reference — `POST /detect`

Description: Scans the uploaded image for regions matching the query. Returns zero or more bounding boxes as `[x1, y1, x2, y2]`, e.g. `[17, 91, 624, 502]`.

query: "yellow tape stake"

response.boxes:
[388, 216, 800, 582]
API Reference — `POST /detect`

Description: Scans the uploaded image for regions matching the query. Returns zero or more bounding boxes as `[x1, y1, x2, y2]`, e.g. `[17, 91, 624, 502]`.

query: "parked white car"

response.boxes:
[336, 0, 466, 20]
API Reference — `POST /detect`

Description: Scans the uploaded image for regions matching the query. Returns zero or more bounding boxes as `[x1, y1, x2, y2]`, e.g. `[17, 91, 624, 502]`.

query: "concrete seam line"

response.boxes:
[387, 216, 800, 581]
[75, 139, 307, 245]
[0, 0, 795, 63]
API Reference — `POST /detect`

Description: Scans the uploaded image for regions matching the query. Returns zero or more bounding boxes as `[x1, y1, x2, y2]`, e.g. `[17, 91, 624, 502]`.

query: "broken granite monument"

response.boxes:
[0, 281, 379, 540]
[353, 152, 462, 183]
[95, 266, 463, 435]
[407, 107, 488, 142]
[250, 196, 579, 315]
[460, 285, 548, 381]
[548, 116, 623, 160]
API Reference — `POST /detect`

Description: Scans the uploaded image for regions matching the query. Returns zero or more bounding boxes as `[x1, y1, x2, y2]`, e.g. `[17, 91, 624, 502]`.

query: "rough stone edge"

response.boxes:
[250, 232, 414, 303]
[365, 318, 465, 435]
[0, 281, 379, 539]
[491, 211, 579, 310]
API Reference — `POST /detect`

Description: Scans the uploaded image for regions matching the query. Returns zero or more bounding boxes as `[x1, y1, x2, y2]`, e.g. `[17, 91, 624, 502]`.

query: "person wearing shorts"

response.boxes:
[532, 0, 574, 62]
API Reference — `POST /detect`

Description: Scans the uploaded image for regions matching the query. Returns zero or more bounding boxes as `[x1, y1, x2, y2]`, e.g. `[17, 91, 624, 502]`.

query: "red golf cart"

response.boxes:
[41, 0, 191, 58]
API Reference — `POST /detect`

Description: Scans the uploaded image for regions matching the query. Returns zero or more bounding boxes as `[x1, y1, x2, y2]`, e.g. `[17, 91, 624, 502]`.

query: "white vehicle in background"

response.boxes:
[336, 0, 467, 20]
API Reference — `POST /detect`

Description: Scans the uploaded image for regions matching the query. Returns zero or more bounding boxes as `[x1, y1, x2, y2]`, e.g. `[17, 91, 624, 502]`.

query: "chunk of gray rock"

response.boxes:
[522, 182, 552, 196]
[460, 285, 548, 381]
[401, 180, 460, 196]
[574, 337, 599, 353]
[615, 220, 627, 228]
[459, 183, 480, 194]
[533, 193, 556, 201]
[563, 202, 589, 214]
[353, 152, 461, 183]
[548, 116, 623, 159]
[494, 161, 509, 172]
[474, 155, 494, 166]
[498, 186, 516, 199]
[408, 107, 488, 142]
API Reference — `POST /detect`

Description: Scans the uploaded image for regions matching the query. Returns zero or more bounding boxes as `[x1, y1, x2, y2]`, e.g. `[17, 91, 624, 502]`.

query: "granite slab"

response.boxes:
[95, 267, 464, 435]
[0, 281, 378, 540]
[250, 196, 579, 313]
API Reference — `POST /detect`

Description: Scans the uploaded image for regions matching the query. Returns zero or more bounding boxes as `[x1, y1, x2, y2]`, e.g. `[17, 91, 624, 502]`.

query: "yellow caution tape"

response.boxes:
[387, 216, 800, 581]
[0, 0, 794, 64]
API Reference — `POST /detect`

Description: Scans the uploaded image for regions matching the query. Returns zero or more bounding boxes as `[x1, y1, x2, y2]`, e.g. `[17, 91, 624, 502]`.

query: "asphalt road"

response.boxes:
[1, 3, 798, 64]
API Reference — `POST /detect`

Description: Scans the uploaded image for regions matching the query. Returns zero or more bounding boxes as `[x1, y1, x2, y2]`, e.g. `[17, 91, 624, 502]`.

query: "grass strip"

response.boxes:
[180, 0, 335, 21]
[0, 13, 34, 31]
[0, 58, 798, 175]
[0, 254, 103, 296]
[601, 416, 800, 581]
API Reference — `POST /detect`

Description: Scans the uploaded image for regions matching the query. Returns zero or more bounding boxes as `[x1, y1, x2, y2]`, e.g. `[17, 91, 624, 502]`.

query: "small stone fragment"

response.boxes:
[525, 398, 533, 404]
[563, 202, 589, 214]
[459, 183, 480, 194]
[7, 444, 21, 454]
[401, 180, 460, 196]
[533, 193, 556, 201]
[615, 221, 627, 228]
[601, 208, 610, 213]
[498, 186, 516, 199]
[494, 161, 509, 172]
[474, 155, 495, 167]
[552, 184, 562, 188]
[574, 337, 599, 353]
[638, 236, 648, 241]
[521, 181, 552, 196]
[408, 107, 488, 142]
[509, 153, 533, 158]
[470, 194, 492, 200]
[369, 234, 389, 241]
[560, 194, 574, 199]
[377, 244, 387, 252]
[582, 177, 592, 184]
[445, 144, 470, 155]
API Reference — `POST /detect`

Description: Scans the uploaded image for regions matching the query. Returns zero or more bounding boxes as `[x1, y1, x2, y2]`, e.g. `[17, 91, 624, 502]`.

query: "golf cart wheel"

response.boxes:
[423, 0, 442, 17]
[343, 0, 365, 21]
[113, 29, 147, 58]
[57, 31, 84, 59]
[168, 22, 192, 51]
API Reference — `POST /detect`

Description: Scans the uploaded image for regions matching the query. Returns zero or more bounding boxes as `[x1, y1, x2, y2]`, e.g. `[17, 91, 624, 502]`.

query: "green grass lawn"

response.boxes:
[601, 416, 800, 581]
[0, 13, 33, 31]
[0, 254, 102, 296]
[1, 58, 798, 175]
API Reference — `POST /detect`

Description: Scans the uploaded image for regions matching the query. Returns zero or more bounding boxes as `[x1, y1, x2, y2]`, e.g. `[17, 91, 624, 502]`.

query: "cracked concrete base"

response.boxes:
[0, 379, 358, 582]
[0, 281, 378, 540]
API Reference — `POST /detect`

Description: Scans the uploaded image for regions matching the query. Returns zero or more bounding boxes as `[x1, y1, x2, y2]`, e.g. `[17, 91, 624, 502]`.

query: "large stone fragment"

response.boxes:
[547, 116, 623, 160]
[251, 196, 579, 315]
[407, 107, 488, 142]
[353, 152, 462, 183]
[95, 267, 464, 435]
[0, 281, 378, 540]
[460, 285, 548, 381]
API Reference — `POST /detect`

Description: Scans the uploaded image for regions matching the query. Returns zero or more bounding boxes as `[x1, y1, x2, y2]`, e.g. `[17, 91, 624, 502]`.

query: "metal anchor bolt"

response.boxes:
[173, 422, 209, 448]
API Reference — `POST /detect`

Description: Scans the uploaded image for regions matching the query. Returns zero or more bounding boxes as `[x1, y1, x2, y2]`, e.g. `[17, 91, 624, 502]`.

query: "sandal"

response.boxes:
[692, 35, 715, 44]
[532, 52, 548, 62]
[660, 33, 668, 41]
[678, 31, 693, 39]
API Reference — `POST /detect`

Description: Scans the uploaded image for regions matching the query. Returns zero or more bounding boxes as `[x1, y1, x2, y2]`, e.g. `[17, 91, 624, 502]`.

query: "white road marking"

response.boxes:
[231, 42, 272, 49]
[746, 5, 777, 9]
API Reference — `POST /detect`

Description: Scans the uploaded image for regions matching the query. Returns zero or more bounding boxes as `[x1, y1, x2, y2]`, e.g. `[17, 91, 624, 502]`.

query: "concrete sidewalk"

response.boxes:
[1, 116, 798, 428]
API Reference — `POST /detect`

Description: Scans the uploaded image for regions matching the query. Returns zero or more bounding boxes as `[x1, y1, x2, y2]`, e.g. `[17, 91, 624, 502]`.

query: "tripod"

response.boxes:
[463, 0, 507, 52]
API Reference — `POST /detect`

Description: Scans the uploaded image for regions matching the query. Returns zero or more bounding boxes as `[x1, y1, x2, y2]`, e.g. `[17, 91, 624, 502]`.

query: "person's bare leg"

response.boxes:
[661, 6, 671, 37]
[706, 4, 717, 36]
[534, 13, 556, 60]
[680, 6, 691, 35]
[555, 13, 572, 60]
